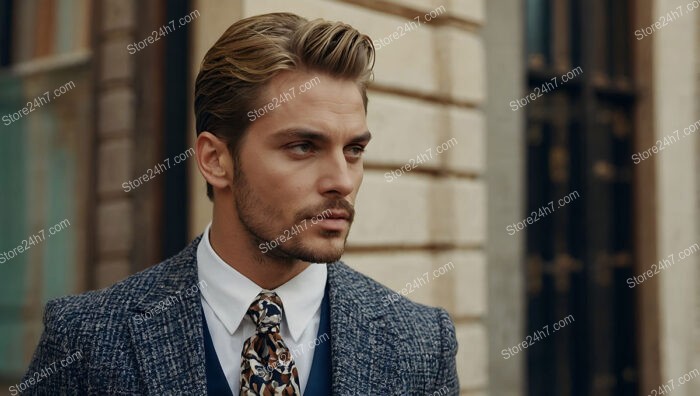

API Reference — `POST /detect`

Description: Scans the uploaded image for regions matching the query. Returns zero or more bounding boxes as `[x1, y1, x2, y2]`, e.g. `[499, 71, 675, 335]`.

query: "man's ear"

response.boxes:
[195, 132, 233, 193]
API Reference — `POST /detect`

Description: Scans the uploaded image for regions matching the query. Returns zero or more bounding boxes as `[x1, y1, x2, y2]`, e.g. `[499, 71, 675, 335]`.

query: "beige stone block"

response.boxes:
[98, 139, 133, 196]
[434, 250, 486, 317]
[431, 179, 486, 245]
[102, 0, 134, 32]
[447, 0, 485, 24]
[365, 92, 445, 169]
[348, 172, 432, 246]
[438, 27, 485, 103]
[101, 39, 134, 82]
[349, 173, 485, 246]
[371, 23, 439, 95]
[95, 258, 132, 289]
[192, 0, 243, 63]
[447, 108, 485, 174]
[455, 323, 488, 389]
[99, 89, 134, 137]
[97, 200, 132, 255]
[343, 251, 436, 306]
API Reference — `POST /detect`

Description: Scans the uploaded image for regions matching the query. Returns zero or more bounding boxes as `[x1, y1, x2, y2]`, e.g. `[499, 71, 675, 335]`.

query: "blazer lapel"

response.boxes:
[327, 262, 407, 395]
[127, 238, 207, 395]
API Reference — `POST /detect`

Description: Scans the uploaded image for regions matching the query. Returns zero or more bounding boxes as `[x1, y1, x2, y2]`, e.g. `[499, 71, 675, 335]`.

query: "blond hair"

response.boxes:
[194, 12, 375, 199]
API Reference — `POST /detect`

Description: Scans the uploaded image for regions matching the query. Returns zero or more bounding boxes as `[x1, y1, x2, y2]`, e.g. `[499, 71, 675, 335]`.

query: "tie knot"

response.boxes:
[246, 291, 284, 333]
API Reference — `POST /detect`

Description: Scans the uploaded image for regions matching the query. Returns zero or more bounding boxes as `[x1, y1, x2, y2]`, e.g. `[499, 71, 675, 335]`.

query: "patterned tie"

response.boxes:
[240, 291, 301, 396]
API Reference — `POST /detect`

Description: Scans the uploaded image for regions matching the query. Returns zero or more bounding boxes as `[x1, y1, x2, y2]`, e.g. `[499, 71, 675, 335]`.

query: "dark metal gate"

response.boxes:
[524, 0, 638, 394]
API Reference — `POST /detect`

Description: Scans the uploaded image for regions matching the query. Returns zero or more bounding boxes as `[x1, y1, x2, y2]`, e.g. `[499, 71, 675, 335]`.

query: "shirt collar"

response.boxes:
[197, 222, 327, 342]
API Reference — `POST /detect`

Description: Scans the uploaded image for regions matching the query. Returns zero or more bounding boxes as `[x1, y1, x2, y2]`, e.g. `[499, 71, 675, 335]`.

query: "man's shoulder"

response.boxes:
[45, 238, 200, 327]
[48, 260, 167, 317]
[330, 260, 458, 387]
[330, 261, 455, 330]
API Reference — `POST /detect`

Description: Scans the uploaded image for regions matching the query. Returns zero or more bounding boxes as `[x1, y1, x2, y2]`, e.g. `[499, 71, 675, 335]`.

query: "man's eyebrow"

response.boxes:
[270, 128, 372, 144]
[350, 130, 372, 144]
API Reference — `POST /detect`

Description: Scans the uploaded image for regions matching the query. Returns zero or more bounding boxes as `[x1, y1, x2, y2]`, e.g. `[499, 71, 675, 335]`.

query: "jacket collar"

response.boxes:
[327, 262, 407, 395]
[127, 237, 406, 394]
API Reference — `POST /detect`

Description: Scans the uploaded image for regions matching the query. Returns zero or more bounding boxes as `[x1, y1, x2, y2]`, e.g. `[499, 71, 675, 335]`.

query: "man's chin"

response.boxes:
[256, 227, 349, 263]
[284, 239, 346, 263]
[292, 247, 344, 264]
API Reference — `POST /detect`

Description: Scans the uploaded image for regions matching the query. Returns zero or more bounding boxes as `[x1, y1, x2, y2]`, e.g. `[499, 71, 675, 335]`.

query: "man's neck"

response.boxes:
[208, 218, 310, 290]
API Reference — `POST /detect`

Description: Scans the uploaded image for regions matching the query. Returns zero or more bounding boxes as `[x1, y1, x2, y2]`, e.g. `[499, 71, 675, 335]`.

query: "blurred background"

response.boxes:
[0, 0, 698, 395]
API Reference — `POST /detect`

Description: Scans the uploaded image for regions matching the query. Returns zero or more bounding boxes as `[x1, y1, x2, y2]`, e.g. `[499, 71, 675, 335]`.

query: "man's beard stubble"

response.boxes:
[232, 165, 354, 264]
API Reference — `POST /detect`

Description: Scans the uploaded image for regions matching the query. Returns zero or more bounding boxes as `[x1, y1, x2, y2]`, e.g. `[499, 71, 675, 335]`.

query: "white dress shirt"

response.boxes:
[197, 222, 327, 394]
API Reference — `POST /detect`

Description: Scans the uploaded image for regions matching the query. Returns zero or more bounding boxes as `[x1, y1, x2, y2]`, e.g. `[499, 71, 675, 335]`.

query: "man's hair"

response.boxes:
[194, 12, 375, 200]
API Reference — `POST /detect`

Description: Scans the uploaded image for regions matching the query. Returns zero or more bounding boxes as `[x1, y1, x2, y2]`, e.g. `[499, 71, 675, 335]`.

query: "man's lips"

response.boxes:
[314, 217, 349, 231]
[304, 209, 352, 231]
[323, 209, 351, 220]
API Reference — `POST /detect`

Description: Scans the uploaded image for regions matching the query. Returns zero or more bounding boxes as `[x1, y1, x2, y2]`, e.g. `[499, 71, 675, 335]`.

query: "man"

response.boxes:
[23, 12, 459, 395]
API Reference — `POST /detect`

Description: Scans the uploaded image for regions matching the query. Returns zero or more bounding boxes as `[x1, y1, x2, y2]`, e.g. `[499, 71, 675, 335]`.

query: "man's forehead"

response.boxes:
[264, 70, 362, 105]
[252, 71, 367, 137]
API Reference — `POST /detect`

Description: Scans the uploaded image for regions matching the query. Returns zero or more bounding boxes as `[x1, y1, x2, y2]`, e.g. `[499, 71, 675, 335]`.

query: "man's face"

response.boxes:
[233, 70, 370, 264]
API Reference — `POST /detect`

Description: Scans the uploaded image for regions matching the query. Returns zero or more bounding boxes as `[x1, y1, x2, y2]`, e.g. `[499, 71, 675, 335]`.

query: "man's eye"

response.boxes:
[347, 146, 366, 157]
[289, 143, 314, 154]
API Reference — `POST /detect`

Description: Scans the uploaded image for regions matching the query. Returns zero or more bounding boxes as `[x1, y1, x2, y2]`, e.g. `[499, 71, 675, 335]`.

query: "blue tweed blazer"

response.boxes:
[23, 237, 459, 395]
